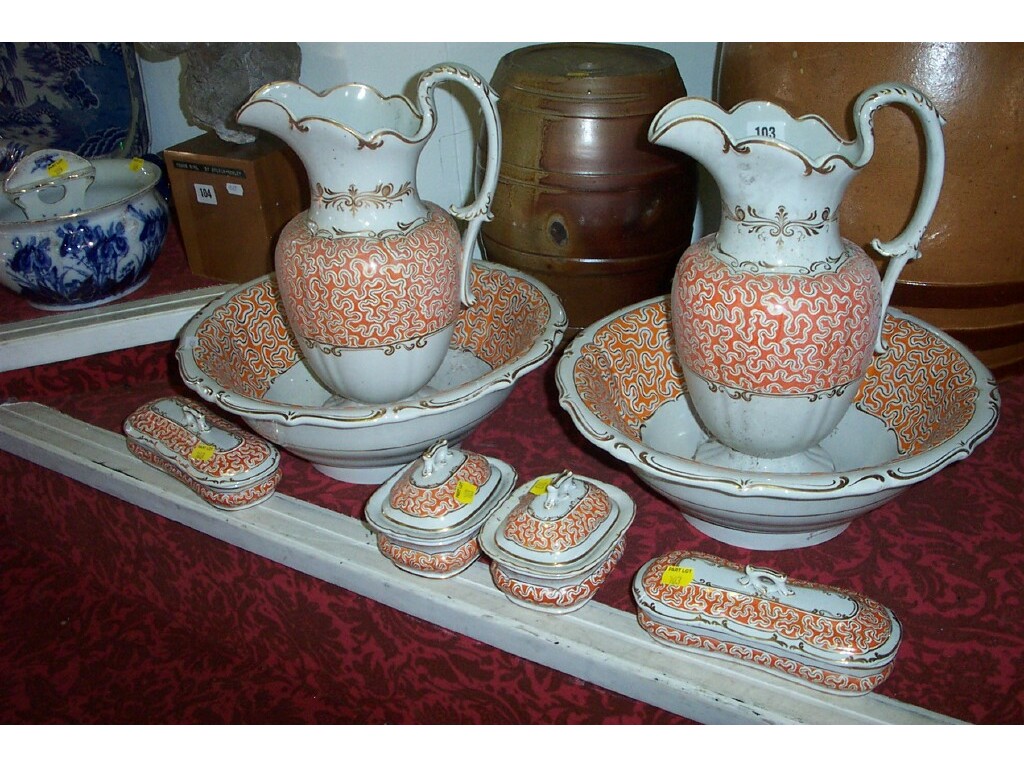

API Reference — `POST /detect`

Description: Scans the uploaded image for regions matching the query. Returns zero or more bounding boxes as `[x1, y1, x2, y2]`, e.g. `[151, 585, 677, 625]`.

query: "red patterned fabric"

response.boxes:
[1, 232, 1023, 724]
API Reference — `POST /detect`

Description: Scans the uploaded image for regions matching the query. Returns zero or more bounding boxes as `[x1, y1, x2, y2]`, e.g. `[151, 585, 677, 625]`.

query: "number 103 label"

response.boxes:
[748, 121, 786, 141]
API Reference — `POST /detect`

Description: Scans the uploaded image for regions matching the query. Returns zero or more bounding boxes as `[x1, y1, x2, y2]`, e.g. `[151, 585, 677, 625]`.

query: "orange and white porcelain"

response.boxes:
[123, 397, 281, 511]
[649, 83, 945, 471]
[236, 64, 501, 404]
[633, 551, 902, 696]
[177, 261, 565, 485]
[555, 297, 999, 550]
[365, 440, 516, 579]
[479, 471, 635, 614]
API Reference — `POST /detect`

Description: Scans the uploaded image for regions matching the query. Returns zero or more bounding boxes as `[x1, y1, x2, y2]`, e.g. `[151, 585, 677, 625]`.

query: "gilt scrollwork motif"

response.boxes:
[724, 205, 838, 242]
[315, 181, 414, 212]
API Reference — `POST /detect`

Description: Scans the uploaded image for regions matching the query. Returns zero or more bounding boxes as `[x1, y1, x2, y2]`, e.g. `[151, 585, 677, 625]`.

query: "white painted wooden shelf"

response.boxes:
[0, 400, 958, 725]
[0, 285, 229, 372]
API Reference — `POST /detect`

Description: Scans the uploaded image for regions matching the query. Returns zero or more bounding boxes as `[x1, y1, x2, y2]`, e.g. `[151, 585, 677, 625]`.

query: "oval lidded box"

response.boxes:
[364, 440, 517, 579]
[479, 470, 635, 614]
[632, 551, 903, 696]
[124, 397, 281, 511]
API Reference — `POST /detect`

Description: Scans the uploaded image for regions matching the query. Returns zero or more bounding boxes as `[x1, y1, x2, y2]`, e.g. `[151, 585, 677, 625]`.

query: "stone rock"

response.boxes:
[141, 43, 302, 144]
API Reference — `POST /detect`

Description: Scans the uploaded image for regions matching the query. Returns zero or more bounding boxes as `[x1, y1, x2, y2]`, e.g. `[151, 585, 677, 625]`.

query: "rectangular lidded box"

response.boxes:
[124, 397, 281, 511]
[632, 551, 903, 696]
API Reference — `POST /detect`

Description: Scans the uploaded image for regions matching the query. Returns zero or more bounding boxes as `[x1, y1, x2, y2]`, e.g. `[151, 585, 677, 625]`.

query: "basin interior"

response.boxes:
[572, 300, 980, 471]
[190, 265, 555, 409]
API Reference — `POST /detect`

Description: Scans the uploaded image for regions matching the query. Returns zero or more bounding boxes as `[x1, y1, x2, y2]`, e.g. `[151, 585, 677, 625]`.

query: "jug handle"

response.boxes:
[853, 83, 946, 353]
[415, 63, 502, 307]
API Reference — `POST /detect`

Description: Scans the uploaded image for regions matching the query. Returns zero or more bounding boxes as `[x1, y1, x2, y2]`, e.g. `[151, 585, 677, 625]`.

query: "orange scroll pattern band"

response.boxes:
[388, 453, 493, 518]
[502, 486, 613, 552]
[125, 402, 275, 478]
[450, 266, 551, 368]
[491, 539, 625, 611]
[376, 536, 480, 577]
[857, 316, 976, 455]
[277, 202, 462, 349]
[636, 612, 890, 695]
[191, 279, 299, 400]
[574, 300, 682, 442]
[127, 443, 281, 510]
[673, 236, 882, 394]
[641, 554, 893, 655]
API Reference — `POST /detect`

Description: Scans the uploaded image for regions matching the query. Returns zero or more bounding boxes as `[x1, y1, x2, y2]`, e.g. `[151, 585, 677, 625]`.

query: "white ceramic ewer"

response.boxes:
[236, 63, 501, 404]
[649, 82, 945, 471]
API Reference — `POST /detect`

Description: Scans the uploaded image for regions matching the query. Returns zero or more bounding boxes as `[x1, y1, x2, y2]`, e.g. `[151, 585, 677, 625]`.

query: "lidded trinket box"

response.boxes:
[479, 470, 635, 614]
[632, 551, 903, 695]
[123, 397, 281, 510]
[364, 440, 516, 578]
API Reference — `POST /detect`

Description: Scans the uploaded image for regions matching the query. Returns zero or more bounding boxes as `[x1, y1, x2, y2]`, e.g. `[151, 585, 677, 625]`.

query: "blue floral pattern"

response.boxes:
[0, 43, 149, 172]
[5, 203, 167, 307]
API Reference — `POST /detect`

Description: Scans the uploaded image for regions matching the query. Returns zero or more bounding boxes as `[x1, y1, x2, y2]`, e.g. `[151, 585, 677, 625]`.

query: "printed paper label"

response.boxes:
[190, 443, 216, 462]
[529, 477, 553, 496]
[194, 183, 217, 205]
[47, 157, 69, 177]
[661, 565, 695, 587]
[747, 121, 787, 142]
[454, 480, 478, 505]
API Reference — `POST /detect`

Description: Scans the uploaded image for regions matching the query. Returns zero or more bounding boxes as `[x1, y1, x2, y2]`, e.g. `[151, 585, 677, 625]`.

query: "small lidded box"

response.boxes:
[632, 551, 903, 696]
[479, 470, 635, 614]
[364, 440, 517, 579]
[124, 397, 281, 511]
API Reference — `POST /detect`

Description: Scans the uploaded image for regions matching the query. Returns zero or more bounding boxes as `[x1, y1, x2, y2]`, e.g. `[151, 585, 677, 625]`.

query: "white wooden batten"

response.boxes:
[0, 291, 957, 725]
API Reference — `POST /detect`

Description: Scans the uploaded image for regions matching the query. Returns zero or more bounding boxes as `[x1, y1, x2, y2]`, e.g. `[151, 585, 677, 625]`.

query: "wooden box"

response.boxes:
[163, 132, 308, 283]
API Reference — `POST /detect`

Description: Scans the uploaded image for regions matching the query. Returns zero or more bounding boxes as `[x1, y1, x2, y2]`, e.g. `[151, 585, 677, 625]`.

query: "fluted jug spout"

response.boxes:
[237, 80, 431, 237]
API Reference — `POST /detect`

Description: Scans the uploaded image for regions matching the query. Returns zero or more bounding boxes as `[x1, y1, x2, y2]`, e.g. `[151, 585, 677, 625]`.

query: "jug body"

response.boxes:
[237, 64, 501, 404]
[649, 83, 945, 467]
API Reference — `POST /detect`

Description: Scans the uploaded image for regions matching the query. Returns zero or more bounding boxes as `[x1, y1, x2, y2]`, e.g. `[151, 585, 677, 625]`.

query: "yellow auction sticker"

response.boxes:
[661, 565, 695, 587]
[47, 157, 70, 177]
[190, 442, 216, 462]
[454, 480, 478, 505]
[529, 477, 553, 496]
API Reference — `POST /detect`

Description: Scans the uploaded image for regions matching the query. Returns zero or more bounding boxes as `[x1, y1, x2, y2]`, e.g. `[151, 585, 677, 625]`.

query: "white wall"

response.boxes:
[138, 42, 720, 239]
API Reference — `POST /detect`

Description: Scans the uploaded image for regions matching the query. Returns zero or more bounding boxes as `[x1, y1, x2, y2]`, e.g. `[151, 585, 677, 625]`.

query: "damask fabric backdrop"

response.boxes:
[0, 42, 150, 171]
[0, 230, 1022, 723]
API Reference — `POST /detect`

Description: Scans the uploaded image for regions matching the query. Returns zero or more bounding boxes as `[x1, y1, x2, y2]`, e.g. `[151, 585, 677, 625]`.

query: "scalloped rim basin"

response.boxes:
[555, 296, 999, 545]
[176, 262, 565, 481]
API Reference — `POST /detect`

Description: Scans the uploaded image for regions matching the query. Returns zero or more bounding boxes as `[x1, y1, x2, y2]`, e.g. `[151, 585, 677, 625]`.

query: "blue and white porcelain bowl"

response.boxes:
[1, 149, 168, 310]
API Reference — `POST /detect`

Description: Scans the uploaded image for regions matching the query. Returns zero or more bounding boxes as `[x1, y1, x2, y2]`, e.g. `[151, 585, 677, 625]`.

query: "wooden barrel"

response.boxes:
[481, 43, 698, 334]
[717, 42, 1024, 377]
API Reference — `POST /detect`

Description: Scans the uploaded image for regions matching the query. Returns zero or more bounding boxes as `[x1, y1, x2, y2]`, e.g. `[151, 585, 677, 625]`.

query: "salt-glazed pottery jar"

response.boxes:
[235, 63, 501, 404]
[1, 149, 168, 310]
[124, 397, 281, 511]
[478, 470, 635, 614]
[649, 83, 945, 471]
[633, 551, 902, 695]
[364, 440, 516, 578]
